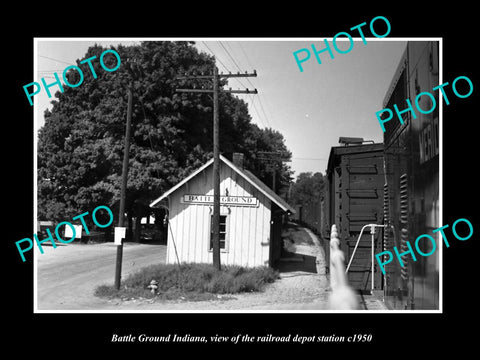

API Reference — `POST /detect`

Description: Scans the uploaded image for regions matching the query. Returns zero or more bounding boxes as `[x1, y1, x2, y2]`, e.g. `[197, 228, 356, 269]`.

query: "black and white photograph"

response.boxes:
[6, 6, 479, 353]
[32, 37, 437, 312]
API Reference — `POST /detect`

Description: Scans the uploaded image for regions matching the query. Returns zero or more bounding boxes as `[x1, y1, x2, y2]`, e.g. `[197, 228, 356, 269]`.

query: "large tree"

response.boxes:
[38, 41, 292, 229]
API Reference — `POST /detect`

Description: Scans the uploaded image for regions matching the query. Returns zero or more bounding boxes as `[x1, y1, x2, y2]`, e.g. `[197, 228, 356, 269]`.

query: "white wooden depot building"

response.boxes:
[150, 153, 295, 268]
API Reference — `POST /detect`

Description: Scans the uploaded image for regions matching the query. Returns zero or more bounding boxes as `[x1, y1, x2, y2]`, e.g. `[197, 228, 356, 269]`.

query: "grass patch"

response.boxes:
[94, 263, 279, 302]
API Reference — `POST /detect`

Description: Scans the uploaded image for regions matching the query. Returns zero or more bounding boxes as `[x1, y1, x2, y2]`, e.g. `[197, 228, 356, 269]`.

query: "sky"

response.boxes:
[34, 38, 408, 178]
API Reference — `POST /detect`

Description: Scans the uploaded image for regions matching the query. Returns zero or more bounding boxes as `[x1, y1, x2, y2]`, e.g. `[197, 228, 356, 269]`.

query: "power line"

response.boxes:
[225, 42, 257, 90]
[219, 42, 273, 128]
[228, 42, 274, 128]
[218, 42, 251, 91]
[256, 92, 272, 128]
[238, 43, 255, 70]
[247, 94, 268, 128]
[38, 69, 66, 73]
[219, 42, 242, 73]
[201, 42, 230, 74]
[38, 55, 72, 65]
[199, 42, 263, 126]
[197, 41, 274, 130]
[218, 42, 254, 90]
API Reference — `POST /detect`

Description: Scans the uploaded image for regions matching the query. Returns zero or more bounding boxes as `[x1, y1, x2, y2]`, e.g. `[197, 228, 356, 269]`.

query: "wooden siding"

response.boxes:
[166, 162, 272, 267]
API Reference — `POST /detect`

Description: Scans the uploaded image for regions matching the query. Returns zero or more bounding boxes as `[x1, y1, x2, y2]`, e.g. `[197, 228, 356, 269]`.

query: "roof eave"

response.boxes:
[150, 155, 295, 214]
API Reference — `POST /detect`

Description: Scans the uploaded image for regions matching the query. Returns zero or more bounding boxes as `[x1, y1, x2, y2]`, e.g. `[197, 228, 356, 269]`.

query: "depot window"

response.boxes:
[209, 215, 228, 251]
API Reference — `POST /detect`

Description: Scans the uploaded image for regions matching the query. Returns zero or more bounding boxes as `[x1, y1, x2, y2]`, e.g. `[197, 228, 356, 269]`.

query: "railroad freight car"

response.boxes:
[324, 138, 385, 292]
[381, 41, 440, 310]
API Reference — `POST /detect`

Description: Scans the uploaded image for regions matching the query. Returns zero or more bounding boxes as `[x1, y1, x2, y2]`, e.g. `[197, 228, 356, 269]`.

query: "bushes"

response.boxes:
[94, 263, 280, 301]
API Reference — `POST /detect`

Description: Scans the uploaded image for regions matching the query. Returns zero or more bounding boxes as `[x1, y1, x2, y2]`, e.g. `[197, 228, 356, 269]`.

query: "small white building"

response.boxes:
[150, 153, 295, 268]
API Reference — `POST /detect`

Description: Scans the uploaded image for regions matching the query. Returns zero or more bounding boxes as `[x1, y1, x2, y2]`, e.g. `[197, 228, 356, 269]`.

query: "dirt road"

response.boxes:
[36, 242, 166, 310]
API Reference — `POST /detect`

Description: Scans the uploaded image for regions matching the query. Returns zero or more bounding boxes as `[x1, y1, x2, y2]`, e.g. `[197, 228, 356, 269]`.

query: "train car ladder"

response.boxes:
[345, 223, 388, 294]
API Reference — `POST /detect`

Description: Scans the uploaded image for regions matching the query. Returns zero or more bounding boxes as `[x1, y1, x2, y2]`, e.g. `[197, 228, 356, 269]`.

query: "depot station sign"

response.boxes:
[181, 194, 259, 207]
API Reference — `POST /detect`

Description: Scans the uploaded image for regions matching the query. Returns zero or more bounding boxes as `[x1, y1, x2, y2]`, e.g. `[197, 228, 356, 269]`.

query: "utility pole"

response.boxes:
[114, 60, 139, 290]
[258, 151, 289, 194]
[212, 66, 221, 270]
[176, 64, 257, 270]
[114, 83, 132, 290]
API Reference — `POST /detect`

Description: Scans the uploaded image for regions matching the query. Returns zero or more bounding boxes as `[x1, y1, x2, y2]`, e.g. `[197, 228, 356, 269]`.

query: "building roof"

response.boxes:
[150, 154, 295, 214]
[326, 142, 384, 176]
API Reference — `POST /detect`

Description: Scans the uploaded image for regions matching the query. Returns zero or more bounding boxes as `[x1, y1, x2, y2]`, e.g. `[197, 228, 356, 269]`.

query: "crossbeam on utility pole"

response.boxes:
[219, 70, 258, 78]
[176, 70, 257, 80]
[176, 65, 257, 271]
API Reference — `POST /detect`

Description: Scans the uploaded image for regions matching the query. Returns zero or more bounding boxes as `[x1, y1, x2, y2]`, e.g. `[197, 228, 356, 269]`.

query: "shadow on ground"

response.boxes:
[276, 252, 318, 274]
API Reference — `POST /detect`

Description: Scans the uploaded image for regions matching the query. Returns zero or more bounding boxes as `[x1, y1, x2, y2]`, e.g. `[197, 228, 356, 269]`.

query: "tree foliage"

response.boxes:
[289, 172, 325, 208]
[38, 41, 292, 224]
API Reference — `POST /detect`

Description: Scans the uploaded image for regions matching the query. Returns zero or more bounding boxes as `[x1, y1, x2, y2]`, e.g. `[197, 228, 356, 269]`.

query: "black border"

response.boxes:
[6, 5, 478, 353]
